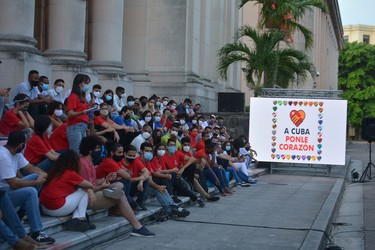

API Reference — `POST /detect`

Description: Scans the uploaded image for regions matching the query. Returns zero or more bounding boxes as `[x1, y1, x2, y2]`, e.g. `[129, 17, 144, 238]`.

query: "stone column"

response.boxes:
[44, 0, 87, 65]
[88, 0, 125, 74]
[0, 0, 38, 53]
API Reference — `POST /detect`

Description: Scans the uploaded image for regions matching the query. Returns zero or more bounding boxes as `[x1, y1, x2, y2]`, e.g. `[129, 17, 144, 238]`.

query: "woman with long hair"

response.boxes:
[45, 100, 64, 130]
[39, 150, 95, 232]
[66, 74, 91, 152]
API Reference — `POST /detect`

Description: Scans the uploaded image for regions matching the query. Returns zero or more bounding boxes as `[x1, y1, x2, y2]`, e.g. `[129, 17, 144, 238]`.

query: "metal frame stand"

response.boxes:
[359, 141, 375, 182]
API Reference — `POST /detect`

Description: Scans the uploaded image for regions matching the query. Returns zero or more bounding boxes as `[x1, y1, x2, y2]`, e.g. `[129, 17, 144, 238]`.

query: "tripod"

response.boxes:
[359, 141, 375, 182]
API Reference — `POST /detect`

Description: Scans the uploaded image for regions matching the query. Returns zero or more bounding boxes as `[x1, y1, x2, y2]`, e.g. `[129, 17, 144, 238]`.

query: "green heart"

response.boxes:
[273, 107, 277, 111]
[317, 144, 322, 149]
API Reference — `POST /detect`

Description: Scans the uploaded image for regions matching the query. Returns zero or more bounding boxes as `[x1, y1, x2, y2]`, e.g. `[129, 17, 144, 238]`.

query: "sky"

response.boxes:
[339, 0, 375, 25]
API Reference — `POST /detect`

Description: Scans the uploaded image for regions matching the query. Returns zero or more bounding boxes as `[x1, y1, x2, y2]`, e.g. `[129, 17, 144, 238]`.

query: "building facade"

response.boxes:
[241, 0, 343, 105]
[0, 0, 242, 112]
[343, 24, 375, 44]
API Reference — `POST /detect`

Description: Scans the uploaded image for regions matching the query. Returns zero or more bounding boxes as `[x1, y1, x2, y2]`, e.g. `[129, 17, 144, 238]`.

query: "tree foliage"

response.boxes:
[338, 42, 375, 129]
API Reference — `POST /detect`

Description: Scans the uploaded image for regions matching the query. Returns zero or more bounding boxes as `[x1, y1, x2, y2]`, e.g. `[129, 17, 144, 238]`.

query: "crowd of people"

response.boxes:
[0, 71, 258, 249]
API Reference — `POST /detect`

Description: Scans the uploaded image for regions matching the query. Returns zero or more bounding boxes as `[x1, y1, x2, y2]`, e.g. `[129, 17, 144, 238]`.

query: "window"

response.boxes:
[343, 35, 349, 43]
[363, 35, 370, 44]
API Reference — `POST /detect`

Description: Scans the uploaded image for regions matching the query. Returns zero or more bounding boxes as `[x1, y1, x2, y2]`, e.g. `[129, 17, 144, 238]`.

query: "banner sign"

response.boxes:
[249, 97, 347, 165]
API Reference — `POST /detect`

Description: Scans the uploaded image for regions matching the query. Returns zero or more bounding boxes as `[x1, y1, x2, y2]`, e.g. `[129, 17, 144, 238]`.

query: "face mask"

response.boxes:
[168, 146, 177, 154]
[155, 101, 161, 107]
[124, 114, 131, 120]
[183, 146, 190, 152]
[17, 144, 25, 154]
[157, 149, 165, 157]
[192, 120, 197, 124]
[121, 93, 127, 98]
[179, 120, 186, 125]
[46, 125, 52, 135]
[225, 145, 232, 151]
[93, 91, 101, 97]
[42, 84, 49, 91]
[113, 154, 124, 162]
[105, 95, 113, 101]
[54, 109, 63, 117]
[100, 110, 109, 116]
[55, 86, 63, 93]
[185, 105, 190, 109]
[218, 121, 224, 126]
[170, 130, 178, 137]
[154, 116, 161, 122]
[128, 101, 134, 106]
[143, 152, 153, 161]
[171, 105, 176, 110]
[91, 149, 102, 164]
[31, 80, 39, 87]
[126, 156, 135, 163]
[191, 131, 198, 137]
[162, 101, 168, 106]
[142, 132, 151, 139]
[145, 116, 152, 122]
[82, 84, 90, 92]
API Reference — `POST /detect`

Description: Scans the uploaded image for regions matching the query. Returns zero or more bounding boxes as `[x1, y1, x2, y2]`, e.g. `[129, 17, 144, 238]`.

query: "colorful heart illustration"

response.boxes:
[318, 132, 323, 137]
[314, 102, 318, 107]
[319, 102, 324, 107]
[271, 148, 276, 153]
[319, 108, 324, 113]
[317, 156, 322, 161]
[318, 120, 323, 125]
[272, 124, 277, 129]
[292, 155, 296, 160]
[318, 126, 323, 131]
[283, 101, 288, 106]
[272, 136, 277, 141]
[298, 101, 303, 106]
[309, 102, 313, 106]
[273, 100, 277, 105]
[317, 150, 322, 155]
[317, 144, 322, 149]
[304, 101, 308, 106]
[318, 114, 323, 119]
[278, 100, 282, 106]
[271, 154, 276, 159]
[276, 154, 280, 159]
[302, 155, 306, 160]
[273, 107, 278, 111]
[297, 155, 301, 160]
[272, 130, 277, 135]
[312, 156, 317, 161]
[318, 138, 322, 143]
[307, 156, 311, 161]
[272, 112, 277, 117]
[288, 101, 293, 106]
[290, 110, 306, 127]
[272, 142, 276, 147]
[293, 101, 298, 106]
[272, 118, 277, 123]
[286, 155, 291, 160]
[281, 155, 285, 160]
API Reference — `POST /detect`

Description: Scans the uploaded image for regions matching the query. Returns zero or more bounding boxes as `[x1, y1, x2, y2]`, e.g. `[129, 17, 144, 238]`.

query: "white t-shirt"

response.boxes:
[48, 88, 64, 103]
[7, 81, 41, 108]
[130, 134, 146, 153]
[0, 146, 29, 188]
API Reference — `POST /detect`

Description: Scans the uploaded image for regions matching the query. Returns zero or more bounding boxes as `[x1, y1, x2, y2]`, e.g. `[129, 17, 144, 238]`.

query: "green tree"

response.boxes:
[338, 42, 375, 139]
[217, 26, 314, 96]
[239, 0, 328, 49]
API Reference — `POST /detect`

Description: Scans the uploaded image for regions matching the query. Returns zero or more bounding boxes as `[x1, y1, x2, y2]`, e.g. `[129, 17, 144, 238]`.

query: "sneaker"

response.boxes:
[197, 198, 206, 207]
[30, 231, 55, 245]
[240, 183, 251, 187]
[248, 177, 258, 184]
[17, 210, 29, 224]
[137, 202, 147, 211]
[131, 226, 155, 237]
[171, 206, 190, 217]
[64, 218, 91, 232]
[84, 220, 96, 230]
[206, 196, 220, 202]
[172, 196, 182, 203]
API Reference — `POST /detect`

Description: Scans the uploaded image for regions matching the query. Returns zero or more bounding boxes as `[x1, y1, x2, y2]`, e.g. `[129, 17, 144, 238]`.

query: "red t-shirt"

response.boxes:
[24, 134, 52, 164]
[194, 148, 208, 164]
[176, 150, 191, 165]
[96, 157, 122, 179]
[66, 93, 89, 125]
[39, 169, 84, 210]
[150, 156, 167, 172]
[196, 140, 206, 151]
[123, 157, 146, 178]
[49, 123, 69, 151]
[93, 116, 114, 126]
[162, 153, 180, 170]
[189, 135, 198, 149]
[80, 157, 96, 185]
[0, 109, 27, 136]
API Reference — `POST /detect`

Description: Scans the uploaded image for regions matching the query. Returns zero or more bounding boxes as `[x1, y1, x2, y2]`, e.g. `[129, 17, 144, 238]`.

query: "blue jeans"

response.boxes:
[145, 187, 176, 214]
[1, 174, 43, 233]
[22, 158, 54, 176]
[226, 166, 242, 183]
[203, 166, 227, 192]
[0, 191, 27, 246]
[67, 122, 88, 153]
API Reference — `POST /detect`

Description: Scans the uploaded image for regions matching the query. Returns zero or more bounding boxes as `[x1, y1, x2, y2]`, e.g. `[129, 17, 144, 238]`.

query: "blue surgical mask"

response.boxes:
[168, 146, 177, 154]
[82, 84, 90, 92]
[106, 95, 113, 101]
[42, 83, 49, 91]
[155, 101, 161, 107]
[154, 116, 161, 122]
[128, 101, 134, 106]
[144, 152, 153, 161]
[225, 145, 231, 151]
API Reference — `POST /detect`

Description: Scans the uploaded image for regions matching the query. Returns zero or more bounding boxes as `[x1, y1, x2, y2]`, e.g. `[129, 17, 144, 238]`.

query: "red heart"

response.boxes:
[318, 138, 322, 143]
[289, 110, 306, 127]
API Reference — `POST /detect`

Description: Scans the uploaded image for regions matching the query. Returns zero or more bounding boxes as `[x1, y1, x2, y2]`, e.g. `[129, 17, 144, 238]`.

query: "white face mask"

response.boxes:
[93, 91, 101, 97]
[157, 149, 166, 157]
[162, 101, 168, 106]
[171, 105, 176, 110]
[142, 132, 151, 139]
[179, 120, 186, 125]
[170, 130, 178, 137]
[121, 93, 127, 98]
[100, 110, 109, 116]
[54, 109, 63, 117]
[55, 86, 63, 94]
[183, 145, 190, 152]
[145, 116, 152, 122]
[192, 120, 197, 124]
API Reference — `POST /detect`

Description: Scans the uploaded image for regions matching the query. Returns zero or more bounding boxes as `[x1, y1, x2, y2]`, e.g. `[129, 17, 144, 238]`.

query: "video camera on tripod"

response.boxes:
[359, 117, 375, 182]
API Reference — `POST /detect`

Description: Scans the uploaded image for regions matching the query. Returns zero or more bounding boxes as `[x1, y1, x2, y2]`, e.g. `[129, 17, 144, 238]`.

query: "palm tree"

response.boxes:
[239, 0, 328, 49]
[217, 26, 314, 96]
